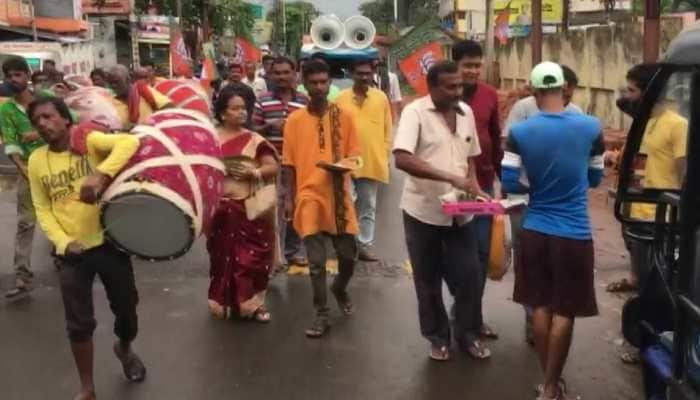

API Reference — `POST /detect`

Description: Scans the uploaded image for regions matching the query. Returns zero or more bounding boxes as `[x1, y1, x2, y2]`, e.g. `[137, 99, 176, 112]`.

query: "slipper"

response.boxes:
[606, 278, 638, 293]
[480, 324, 499, 340]
[464, 339, 491, 360]
[253, 307, 271, 323]
[113, 342, 147, 382]
[429, 345, 450, 361]
[331, 284, 354, 316]
[305, 318, 330, 339]
[620, 351, 640, 364]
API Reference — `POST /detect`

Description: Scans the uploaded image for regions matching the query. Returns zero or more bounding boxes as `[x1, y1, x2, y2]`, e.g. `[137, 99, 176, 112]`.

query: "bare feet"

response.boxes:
[73, 388, 96, 400]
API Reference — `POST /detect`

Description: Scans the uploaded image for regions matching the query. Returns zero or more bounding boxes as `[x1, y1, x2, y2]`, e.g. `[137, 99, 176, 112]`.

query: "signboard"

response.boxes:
[493, 0, 563, 25]
[81, 0, 130, 15]
[137, 15, 172, 42]
[252, 20, 273, 45]
[247, 3, 264, 19]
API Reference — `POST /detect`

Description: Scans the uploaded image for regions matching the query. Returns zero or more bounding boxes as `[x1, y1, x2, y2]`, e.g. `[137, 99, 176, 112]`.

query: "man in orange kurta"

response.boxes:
[282, 60, 360, 338]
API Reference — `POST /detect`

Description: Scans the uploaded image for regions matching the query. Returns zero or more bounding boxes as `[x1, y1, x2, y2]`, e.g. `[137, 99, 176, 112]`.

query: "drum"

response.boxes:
[153, 79, 211, 117]
[100, 108, 224, 260]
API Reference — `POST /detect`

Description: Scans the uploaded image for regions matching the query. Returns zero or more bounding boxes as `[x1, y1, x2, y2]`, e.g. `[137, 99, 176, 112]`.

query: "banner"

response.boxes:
[398, 42, 443, 96]
[389, 20, 445, 96]
[170, 22, 192, 77]
[233, 37, 261, 64]
[493, 0, 563, 25]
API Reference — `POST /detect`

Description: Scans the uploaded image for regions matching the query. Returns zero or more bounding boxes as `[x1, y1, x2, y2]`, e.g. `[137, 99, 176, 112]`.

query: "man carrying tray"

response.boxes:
[27, 97, 145, 400]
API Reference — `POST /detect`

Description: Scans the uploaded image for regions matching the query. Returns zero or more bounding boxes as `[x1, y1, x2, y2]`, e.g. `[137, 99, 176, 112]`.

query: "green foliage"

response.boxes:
[267, 1, 320, 57]
[359, 0, 395, 35]
[131, 0, 255, 38]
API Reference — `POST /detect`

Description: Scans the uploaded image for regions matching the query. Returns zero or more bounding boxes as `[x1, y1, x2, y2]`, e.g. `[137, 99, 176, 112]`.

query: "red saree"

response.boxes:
[207, 130, 277, 319]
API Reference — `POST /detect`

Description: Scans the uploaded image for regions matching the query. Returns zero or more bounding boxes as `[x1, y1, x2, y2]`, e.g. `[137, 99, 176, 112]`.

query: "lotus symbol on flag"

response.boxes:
[419, 51, 437, 75]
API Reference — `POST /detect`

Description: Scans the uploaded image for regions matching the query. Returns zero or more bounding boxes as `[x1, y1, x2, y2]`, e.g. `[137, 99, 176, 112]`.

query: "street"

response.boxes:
[0, 167, 643, 400]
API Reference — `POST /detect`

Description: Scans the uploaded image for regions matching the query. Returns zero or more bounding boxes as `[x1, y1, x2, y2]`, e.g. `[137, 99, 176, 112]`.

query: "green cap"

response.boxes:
[530, 61, 565, 89]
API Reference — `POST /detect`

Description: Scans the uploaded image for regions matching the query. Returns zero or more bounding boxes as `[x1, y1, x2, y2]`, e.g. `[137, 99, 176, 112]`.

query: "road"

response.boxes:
[0, 167, 643, 400]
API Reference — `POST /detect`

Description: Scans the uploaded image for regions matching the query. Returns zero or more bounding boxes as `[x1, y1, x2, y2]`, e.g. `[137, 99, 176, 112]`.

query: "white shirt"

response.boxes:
[375, 72, 402, 103]
[242, 76, 268, 98]
[394, 96, 481, 226]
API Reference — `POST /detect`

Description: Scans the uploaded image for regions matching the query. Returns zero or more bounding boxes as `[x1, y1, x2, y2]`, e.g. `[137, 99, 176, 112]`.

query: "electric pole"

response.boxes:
[531, 0, 542, 65]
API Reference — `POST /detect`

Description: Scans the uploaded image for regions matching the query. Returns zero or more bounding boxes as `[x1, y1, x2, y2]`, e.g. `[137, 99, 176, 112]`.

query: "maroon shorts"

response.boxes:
[514, 229, 598, 318]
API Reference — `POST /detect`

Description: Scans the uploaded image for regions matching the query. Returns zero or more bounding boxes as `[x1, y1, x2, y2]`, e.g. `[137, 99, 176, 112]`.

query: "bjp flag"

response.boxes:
[170, 22, 192, 77]
[234, 37, 261, 64]
[398, 42, 443, 96]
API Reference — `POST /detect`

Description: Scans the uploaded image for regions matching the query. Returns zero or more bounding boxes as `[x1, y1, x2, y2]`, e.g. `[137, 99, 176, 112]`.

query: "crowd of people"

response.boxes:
[0, 37, 681, 400]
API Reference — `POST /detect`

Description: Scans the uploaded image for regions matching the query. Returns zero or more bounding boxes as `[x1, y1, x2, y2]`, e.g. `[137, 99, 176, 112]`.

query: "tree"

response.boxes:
[267, 1, 320, 57]
[130, 0, 255, 38]
[359, 0, 395, 35]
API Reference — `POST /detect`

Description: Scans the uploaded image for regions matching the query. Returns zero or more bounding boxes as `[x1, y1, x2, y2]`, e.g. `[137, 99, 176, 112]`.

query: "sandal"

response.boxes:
[305, 318, 330, 339]
[331, 284, 355, 316]
[464, 339, 491, 360]
[606, 278, 638, 293]
[535, 378, 568, 396]
[429, 345, 450, 361]
[480, 324, 499, 340]
[620, 350, 640, 364]
[113, 342, 147, 382]
[253, 307, 271, 323]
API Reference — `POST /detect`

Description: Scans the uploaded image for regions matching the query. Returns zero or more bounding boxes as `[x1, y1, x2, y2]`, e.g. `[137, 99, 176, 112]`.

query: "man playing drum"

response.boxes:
[27, 97, 146, 400]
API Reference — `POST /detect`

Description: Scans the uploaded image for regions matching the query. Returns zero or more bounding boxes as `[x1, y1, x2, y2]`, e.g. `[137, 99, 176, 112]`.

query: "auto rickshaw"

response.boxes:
[615, 21, 700, 400]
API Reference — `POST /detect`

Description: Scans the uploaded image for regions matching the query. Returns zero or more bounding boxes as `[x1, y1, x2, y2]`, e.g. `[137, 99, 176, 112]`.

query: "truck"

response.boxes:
[0, 40, 95, 77]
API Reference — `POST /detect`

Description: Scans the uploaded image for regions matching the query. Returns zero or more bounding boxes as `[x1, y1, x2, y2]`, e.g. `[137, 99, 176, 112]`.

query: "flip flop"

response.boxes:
[480, 324, 499, 340]
[465, 339, 491, 360]
[305, 319, 330, 339]
[429, 345, 450, 361]
[113, 342, 147, 382]
[606, 278, 638, 293]
[253, 308, 271, 323]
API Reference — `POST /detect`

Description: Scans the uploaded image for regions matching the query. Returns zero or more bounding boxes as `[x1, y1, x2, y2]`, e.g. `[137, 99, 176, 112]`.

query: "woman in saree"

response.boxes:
[208, 85, 279, 322]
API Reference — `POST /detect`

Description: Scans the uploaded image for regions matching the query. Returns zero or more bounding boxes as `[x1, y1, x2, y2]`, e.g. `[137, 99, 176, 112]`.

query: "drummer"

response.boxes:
[26, 97, 146, 400]
[106, 64, 172, 128]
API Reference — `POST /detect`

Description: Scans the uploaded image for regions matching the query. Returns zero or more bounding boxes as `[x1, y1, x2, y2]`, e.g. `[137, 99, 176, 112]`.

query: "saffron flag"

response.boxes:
[495, 2, 512, 45]
[200, 42, 219, 92]
[398, 42, 443, 96]
[234, 37, 261, 64]
[170, 21, 192, 77]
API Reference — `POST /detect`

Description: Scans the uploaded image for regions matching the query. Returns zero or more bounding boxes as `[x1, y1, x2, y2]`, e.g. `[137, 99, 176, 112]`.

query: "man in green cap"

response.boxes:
[501, 61, 605, 400]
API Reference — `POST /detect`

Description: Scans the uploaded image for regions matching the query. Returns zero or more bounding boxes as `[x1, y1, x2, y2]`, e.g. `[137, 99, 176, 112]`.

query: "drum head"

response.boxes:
[101, 192, 195, 261]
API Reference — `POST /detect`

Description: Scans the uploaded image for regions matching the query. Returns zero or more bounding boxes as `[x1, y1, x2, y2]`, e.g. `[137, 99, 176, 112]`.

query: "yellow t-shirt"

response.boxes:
[28, 132, 140, 254]
[282, 106, 361, 238]
[335, 87, 393, 183]
[631, 108, 688, 220]
[113, 85, 172, 127]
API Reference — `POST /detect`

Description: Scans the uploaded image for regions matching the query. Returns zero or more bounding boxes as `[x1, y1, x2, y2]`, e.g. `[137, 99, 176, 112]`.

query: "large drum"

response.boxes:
[153, 79, 211, 117]
[100, 108, 224, 260]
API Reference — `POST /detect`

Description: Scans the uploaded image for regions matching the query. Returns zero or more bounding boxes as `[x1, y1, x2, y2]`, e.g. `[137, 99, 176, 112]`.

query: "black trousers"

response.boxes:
[303, 233, 357, 320]
[57, 243, 139, 343]
[403, 212, 482, 348]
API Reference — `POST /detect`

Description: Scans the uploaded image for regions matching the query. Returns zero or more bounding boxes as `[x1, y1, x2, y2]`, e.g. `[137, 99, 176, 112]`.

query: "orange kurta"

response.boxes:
[282, 106, 360, 238]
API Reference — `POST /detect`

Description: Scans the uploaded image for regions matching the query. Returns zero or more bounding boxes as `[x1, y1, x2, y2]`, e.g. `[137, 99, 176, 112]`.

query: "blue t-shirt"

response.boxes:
[501, 111, 605, 240]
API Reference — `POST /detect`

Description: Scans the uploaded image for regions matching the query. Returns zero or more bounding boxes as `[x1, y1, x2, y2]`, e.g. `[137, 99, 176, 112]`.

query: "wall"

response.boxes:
[34, 0, 79, 19]
[496, 17, 690, 129]
[90, 16, 118, 68]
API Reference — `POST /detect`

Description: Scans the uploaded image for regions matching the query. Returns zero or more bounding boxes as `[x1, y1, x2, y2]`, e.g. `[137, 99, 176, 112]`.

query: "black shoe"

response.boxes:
[358, 248, 379, 262]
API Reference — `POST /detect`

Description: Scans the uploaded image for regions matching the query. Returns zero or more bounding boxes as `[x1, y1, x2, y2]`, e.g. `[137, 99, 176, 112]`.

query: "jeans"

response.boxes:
[14, 176, 36, 284]
[403, 212, 482, 348]
[277, 169, 306, 264]
[352, 178, 380, 249]
[303, 233, 357, 320]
